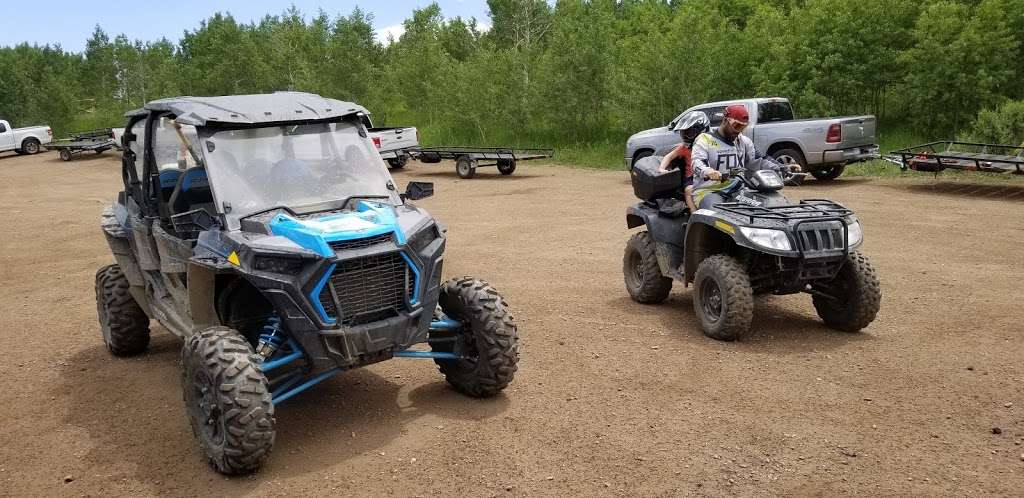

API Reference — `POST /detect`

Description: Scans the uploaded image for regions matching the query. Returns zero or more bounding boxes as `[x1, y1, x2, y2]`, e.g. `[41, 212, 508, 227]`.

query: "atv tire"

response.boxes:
[95, 264, 150, 356]
[812, 251, 881, 332]
[432, 277, 518, 397]
[693, 255, 753, 341]
[182, 326, 275, 475]
[810, 164, 845, 181]
[623, 231, 672, 304]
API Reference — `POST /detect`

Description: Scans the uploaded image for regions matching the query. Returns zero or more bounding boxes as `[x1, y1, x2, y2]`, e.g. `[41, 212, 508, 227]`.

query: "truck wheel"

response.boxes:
[95, 264, 150, 356]
[497, 159, 516, 175]
[810, 164, 845, 181]
[811, 251, 881, 332]
[456, 156, 476, 179]
[631, 150, 653, 170]
[21, 138, 41, 155]
[182, 326, 275, 475]
[59, 149, 72, 161]
[387, 157, 407, 169]
[431, 277, 518, 397]
[771, 148, 806, 171]
[693, 255, 753, 341]
[623, 231, 672, 304]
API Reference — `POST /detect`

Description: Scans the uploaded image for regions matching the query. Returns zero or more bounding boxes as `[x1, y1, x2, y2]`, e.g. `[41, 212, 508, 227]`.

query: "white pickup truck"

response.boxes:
[0, 119, 52, 156]
[625, 97, 879, 180]
[359, 114, 419, 169]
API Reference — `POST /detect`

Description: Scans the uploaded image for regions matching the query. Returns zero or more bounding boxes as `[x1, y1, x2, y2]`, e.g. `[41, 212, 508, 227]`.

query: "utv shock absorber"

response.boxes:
[256, 316, 285, 360]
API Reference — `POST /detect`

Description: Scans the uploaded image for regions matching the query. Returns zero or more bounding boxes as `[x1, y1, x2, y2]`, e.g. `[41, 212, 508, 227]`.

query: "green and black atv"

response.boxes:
[95, 92, 519, 474]
[623, 158, 881, 341]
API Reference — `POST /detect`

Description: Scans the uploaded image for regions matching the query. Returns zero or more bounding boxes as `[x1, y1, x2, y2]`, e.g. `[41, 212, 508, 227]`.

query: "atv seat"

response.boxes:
[168, 167, 214, 216]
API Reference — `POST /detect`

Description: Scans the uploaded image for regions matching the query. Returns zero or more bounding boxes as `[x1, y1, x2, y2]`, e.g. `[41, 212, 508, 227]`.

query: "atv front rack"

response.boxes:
[715, 199, 852, 224]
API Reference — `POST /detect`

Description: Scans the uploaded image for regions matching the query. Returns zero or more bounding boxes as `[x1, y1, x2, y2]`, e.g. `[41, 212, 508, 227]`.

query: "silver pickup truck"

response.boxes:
[0, 119, 52, 155]
[625, 97, 879, 180]
[359, 114, 419, 169]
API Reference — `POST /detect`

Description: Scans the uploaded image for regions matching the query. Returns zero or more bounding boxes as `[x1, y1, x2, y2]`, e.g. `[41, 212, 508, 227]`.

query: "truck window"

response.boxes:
[0, 123, 6, 133]
[758, 101, 794, 122]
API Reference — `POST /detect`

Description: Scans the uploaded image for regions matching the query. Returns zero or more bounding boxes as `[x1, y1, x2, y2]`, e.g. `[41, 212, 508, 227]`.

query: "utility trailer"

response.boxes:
[889, 141, 1024, 175]
[411, 146, 554, 179]
[46, 128, 122, 161]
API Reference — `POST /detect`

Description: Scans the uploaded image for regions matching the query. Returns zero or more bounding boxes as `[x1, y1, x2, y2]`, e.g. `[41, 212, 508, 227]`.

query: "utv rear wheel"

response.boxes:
[623, 231, 672, 304]
[693, 255, 753, 341]
[95, 264, 150, 356]
[182, 326, 275, 475]
[456, 155, 476, 179]
[431, 277, 519, 397]
[812, 251, 881, 332]
[811, 164, 845, 181]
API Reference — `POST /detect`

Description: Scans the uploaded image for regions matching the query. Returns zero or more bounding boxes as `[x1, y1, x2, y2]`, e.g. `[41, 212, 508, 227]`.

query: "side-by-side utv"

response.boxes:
[96, 92, 519, 474]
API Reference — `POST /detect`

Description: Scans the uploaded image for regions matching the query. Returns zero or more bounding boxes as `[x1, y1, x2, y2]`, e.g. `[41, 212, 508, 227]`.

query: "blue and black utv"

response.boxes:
[95, 92, 519, 474]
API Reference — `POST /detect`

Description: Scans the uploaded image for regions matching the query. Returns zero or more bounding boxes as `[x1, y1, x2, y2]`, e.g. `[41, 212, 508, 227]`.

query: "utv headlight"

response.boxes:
[739, 226, 792, 251]
[408, 223, 440, 253]
[847, 221, 863, 247]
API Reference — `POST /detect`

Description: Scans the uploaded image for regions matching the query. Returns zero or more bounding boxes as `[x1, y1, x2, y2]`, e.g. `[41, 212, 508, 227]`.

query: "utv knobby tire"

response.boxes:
[181, 326, 275, 475]
[623, 231, 672, 304]
[693, 255, 753, 341]
[810, 164, 846, 181]
[95, 264, 150, 356]
[432, 277, 519, 397]
[812, 251, 881, 332]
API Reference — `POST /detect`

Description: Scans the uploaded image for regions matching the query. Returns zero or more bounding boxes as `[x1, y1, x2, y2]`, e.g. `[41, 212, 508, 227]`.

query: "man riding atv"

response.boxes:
[691, 104, 802, 209]
[657, 111, 710, 212]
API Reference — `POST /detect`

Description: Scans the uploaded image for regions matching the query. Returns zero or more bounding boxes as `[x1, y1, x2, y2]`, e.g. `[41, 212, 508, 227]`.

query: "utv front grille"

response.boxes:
[328, 233, 393, 252]
[796, 222, 845, 253]
[318, 251, 415, 326]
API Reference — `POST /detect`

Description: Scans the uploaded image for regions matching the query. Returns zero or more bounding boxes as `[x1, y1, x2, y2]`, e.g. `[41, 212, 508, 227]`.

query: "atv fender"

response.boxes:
[626, 204, 685, 278]
[682, 210, 756, 284]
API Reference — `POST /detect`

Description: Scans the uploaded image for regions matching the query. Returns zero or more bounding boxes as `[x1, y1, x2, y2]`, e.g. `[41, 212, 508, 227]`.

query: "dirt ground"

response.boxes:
[1, 150, 1022, 497]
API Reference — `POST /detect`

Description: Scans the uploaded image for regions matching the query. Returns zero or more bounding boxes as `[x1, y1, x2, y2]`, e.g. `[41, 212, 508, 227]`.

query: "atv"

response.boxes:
[95, 92, 519, 474]
[623, 157, 881, 341]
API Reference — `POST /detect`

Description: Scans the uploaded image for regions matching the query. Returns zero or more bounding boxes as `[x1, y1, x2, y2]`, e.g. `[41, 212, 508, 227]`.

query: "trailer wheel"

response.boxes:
[456, 155, 476, 179]
[21, 138, 41, 155]
[387, 156, 408, 169]
[59, 149, 72, 161]
[497, 159, 516, 175]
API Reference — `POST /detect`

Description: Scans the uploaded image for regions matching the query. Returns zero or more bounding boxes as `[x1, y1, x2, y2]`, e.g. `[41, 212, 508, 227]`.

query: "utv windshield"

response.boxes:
[202, 120, 398, 230]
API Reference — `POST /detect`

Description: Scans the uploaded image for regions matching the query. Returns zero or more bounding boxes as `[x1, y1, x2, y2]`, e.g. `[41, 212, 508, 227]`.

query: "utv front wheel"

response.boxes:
[623, 231, 672, 304]
[693, 255, 753, 341]
[812, 251, 881, 332]
[431, 277, 519, 397]
[182, 326, 275, 475]
[95, 264, 150, 356]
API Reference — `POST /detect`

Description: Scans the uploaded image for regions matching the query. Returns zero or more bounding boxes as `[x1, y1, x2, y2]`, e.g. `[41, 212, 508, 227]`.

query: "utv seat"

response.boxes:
[168, 167, 214, 216]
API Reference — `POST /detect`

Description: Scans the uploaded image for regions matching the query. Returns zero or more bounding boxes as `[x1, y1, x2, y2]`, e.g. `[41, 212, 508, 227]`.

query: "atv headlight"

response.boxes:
[739, 226, 792, 251]
[847, 221, 863, 247]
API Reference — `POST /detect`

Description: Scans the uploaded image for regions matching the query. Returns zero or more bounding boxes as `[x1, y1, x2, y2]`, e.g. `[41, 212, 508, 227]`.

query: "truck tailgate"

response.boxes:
[838, 116, 875, 147]
[372, 127, 417, 152]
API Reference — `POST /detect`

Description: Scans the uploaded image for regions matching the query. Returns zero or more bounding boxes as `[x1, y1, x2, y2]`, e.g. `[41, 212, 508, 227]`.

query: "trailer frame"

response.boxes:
[46, 128, 122, 161]
[410, 146, 554, 179]
[890, 141, 1024, 174]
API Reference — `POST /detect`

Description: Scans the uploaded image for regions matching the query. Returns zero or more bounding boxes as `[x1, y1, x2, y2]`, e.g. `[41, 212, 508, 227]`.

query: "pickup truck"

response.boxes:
[358, 114, 419, 169]
[0, 119, 52, 156]
[624, 97, 879, 180]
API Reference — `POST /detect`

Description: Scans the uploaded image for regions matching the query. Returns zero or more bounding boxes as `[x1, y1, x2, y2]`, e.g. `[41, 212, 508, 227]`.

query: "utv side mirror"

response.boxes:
[403, 181, 434, 201]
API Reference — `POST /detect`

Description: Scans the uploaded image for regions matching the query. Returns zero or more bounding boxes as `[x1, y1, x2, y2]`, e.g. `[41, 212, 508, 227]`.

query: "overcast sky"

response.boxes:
[0, 0, 493, 52]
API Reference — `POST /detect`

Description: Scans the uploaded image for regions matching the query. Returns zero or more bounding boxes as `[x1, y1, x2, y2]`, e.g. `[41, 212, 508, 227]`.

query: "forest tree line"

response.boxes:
[1, 0, 1023, 154]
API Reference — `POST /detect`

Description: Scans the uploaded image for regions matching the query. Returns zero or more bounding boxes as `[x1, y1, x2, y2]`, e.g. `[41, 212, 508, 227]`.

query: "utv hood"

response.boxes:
[267, 201, 407, 257]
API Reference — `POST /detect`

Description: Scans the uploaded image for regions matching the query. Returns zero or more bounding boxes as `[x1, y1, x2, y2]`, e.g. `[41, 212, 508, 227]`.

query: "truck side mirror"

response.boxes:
[404, 181, 434, 201]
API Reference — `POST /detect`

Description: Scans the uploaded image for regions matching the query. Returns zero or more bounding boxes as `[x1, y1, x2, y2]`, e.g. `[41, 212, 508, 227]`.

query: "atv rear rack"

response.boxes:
[891, 141, 1024, 174]
[715, 199, 852, 224]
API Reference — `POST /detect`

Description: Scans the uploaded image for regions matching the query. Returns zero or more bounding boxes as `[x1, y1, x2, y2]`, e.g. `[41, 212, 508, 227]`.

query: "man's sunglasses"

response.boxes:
[726, 117, 749, 131]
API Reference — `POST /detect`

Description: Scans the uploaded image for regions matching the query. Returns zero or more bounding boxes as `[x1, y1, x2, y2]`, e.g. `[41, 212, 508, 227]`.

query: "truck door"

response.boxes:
[0, 121, 14, 151]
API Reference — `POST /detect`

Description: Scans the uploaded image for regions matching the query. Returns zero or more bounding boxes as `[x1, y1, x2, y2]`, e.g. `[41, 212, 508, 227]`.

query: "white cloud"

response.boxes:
[375, 25, 405, 45]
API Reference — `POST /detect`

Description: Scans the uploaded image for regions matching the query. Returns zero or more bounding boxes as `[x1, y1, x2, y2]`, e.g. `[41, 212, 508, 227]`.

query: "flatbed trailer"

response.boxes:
[411, 146, 554, 179]
[890, 141, 1024, 174]
[46, 128, 122, 161]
